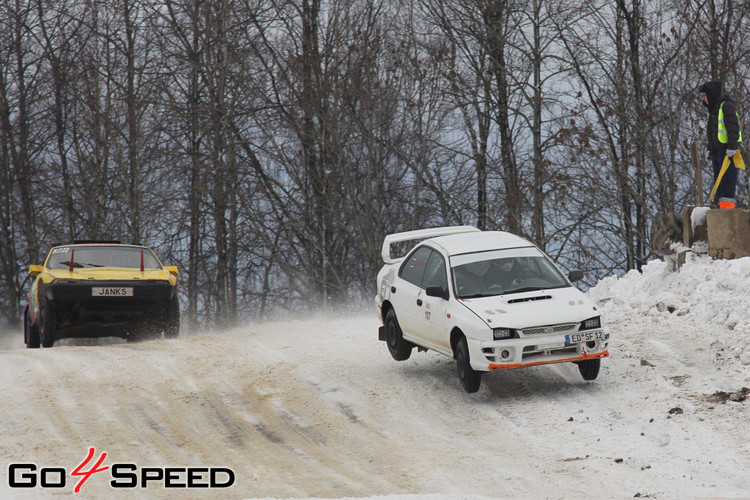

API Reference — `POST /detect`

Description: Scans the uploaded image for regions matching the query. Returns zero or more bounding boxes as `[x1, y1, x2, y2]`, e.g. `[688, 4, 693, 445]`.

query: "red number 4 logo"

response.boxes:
[71, 447, 109, 493]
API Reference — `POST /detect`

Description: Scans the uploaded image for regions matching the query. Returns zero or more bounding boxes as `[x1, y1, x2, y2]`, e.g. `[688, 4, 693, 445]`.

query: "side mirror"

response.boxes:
[425, 285, 449, 300]
[568, 270, 584, 283]
[29, 265, 43, 277]
[165, 266, 179, 276]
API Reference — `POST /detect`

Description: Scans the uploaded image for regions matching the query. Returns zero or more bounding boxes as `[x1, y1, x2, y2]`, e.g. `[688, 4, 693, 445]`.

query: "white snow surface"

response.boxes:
[691, 206, 710, 232]
[1, 254, 750, 499]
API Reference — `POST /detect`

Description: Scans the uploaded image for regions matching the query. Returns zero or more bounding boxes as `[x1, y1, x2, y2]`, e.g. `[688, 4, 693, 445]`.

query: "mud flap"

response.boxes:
[378, 325, 386, 342]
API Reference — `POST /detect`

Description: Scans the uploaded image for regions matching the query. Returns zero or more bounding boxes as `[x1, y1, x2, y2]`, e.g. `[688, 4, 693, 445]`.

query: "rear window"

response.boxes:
[399, 246, 433, 286]
[46, 246, 161, 270]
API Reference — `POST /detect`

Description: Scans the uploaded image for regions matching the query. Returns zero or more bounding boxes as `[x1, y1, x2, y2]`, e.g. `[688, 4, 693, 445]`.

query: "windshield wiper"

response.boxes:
[59, 261, 84, 269]
[460, 292, 501, 299]
[545, 284, 570, 290]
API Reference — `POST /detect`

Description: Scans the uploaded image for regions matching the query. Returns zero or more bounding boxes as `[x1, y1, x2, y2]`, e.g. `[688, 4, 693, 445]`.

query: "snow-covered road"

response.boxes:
[1, 255, 749, 499]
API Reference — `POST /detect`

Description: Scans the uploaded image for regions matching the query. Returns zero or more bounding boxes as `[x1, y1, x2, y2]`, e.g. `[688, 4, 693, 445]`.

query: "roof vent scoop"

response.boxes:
[507, 295, 552, 304]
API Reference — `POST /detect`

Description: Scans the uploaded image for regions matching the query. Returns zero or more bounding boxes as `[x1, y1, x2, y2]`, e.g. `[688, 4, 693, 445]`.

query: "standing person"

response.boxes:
[699, 81, 743, 208]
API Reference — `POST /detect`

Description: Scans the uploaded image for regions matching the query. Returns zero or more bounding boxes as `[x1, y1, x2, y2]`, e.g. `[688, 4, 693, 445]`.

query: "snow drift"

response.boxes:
[590, 251, 750, 366]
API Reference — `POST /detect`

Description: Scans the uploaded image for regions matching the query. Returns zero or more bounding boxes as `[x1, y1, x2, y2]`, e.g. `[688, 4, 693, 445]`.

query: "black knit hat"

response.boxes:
[699, 81, 722, 108]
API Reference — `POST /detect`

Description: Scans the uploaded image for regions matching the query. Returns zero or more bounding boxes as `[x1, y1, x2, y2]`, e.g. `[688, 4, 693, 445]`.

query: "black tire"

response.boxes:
[39, 300, 57, 348]
[126, 330, 143, 343]
[385, 308, 412, 361]
[578, 358, 601, 381]
[456, 336, 481, 393]
[130, 319, 157, 343]
[24, 306, 40, 349]
[164, 298, 180, 338]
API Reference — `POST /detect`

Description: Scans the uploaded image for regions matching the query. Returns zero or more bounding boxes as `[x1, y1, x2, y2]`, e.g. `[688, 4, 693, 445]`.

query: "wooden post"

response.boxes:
[691, 142, 703, 205]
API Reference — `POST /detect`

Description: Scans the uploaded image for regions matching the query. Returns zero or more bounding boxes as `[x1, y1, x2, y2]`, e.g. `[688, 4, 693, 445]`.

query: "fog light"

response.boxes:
[500, 349, 511, 359]
[586, 341, 596, 349]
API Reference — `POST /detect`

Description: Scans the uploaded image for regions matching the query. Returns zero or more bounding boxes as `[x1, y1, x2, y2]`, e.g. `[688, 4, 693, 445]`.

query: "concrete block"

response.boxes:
[694, 221, 708, 243]
[681, 206, 693, 247]
[707, 208, 750, 260]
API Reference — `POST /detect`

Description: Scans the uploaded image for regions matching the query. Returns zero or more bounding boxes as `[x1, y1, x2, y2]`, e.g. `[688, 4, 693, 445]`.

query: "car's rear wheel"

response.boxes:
[129, 319, 157, 343]
[578, 358, 601, 381]
[385, 308, 412, 361]
[164, 297, 180, 338]
[40, 300, 57, 348]
[456, 336, 481, 393]
[24, 306, 40, 348]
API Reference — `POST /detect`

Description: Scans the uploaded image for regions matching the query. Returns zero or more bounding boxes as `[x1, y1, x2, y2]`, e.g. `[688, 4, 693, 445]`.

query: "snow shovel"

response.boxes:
[708, 150, 746, 203]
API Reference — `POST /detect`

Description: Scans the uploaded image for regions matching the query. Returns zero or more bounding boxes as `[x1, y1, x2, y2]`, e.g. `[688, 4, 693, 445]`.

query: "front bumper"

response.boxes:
[466, 330, 610, 371]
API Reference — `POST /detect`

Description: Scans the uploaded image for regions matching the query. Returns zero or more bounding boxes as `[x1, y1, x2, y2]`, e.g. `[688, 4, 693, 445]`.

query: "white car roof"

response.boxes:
[427, 230, 535, 256]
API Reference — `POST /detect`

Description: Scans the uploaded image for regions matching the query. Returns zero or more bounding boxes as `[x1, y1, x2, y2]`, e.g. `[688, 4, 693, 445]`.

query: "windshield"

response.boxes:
[450, 247, 569, 299]
[46, 246, 161, 270]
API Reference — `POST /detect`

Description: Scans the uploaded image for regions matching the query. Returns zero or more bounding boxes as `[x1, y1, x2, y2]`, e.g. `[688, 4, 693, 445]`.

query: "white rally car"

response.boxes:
[376, 226, 609, 392]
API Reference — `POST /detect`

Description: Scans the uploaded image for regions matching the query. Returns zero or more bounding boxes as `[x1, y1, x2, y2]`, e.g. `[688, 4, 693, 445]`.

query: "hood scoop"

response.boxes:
[507, 295, 552, 304]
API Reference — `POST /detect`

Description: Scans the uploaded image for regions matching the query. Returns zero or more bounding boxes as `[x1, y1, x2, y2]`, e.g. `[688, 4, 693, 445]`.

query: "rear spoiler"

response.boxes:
[381, 226, 480, 264]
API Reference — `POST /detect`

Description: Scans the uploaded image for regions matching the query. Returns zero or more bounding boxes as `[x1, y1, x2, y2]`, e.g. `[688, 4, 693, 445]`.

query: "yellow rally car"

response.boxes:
[24, 241, 180, 347]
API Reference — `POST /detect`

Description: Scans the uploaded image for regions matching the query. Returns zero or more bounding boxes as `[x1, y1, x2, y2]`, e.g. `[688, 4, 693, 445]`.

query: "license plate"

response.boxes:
[92, 287, 133, 297]
[565, 331, 605, 345]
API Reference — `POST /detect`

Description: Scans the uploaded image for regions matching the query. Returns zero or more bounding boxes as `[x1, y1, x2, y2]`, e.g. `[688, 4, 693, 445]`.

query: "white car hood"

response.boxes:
[457, 286, 600, 329]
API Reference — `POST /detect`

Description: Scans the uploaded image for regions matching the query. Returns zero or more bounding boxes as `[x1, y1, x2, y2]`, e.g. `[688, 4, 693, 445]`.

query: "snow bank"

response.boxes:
[589, 253, 750, 366]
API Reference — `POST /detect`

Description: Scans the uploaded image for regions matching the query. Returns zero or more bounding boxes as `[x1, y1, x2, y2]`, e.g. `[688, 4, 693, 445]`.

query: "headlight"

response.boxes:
[493, 328, 516, 340]
[580, 317, 601, 330]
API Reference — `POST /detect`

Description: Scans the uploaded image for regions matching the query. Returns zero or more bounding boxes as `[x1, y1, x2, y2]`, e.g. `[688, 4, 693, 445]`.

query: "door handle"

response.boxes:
[416, 299, 423, 306]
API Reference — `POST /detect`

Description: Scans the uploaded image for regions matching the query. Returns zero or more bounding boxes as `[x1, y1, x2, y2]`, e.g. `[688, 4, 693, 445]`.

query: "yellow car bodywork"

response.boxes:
[25, 243, 180, 347]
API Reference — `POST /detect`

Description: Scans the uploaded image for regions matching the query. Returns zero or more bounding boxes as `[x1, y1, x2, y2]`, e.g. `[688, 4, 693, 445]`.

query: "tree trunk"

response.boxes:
[483, 0, 520, 234]
[124, 0, 140, 243]
[531, 0, 545, 248]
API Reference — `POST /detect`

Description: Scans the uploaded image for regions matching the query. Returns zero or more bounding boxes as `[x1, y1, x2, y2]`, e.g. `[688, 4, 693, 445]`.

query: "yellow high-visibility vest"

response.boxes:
[718, 102, 743, 143]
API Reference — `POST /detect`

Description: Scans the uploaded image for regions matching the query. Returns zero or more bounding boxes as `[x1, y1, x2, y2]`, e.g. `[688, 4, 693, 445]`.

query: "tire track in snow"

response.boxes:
[2, 315, 750, 499]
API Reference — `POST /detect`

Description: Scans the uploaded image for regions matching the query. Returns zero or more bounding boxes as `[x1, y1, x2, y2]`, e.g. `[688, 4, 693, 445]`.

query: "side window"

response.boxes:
[399, 246, 433, 286]
[423, 252, 448, 291]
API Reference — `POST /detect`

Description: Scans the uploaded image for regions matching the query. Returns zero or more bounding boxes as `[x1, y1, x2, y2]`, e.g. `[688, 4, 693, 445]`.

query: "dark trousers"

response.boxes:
[711, 152, 738, 201]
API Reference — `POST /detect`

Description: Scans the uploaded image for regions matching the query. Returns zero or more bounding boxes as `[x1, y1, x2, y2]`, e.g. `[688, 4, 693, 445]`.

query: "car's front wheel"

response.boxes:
[39, 300, 57, 348]
[385, 308, 413, 361]
[24, 306, 40, 348]
[578, 358, 601, 381]
[456, 336, 481, 393]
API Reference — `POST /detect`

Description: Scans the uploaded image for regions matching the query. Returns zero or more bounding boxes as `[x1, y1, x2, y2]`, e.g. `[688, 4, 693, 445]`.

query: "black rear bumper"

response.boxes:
[43, 280, 176, 306]
[39, 280, 177, 340]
